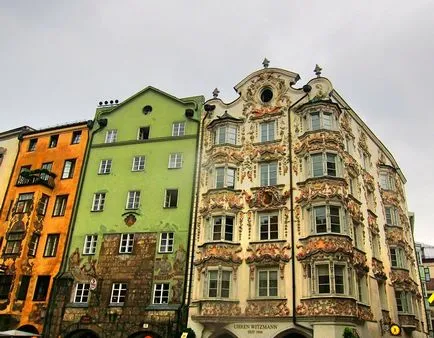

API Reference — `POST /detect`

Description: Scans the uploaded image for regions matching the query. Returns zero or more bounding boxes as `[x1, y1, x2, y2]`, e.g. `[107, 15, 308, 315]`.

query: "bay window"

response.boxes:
[315, 263, 346, 295]
[380, 172, 395, 191]
[309, 111, 335, 130]
[211, 216, 234, 241]
[385, 206, 400, 226]
[215, 167, 235, 189]
[207, 270, 231, 298]
[309, 152, 341, 178]
[311, 205, 344, 234]
[215, 125, 237, 145]
[395, 290, 413, 313]
[390, 246, 407, 268]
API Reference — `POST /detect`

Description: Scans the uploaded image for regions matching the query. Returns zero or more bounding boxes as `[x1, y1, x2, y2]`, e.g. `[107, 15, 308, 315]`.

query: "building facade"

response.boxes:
[46, 88, 203, 338]
[188, 64, 427, 338]
[416, 242, 434, 337]
[0, 126, 33, 209]
[0, 122, 90, 334]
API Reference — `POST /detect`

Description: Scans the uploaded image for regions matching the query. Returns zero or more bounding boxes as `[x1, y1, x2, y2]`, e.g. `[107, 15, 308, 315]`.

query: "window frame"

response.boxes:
[83, 235, 98, 255]
[110, 282, 127, 305]
[37, 194, 50, 216]
[258, 213, 279, 241]
[71, 130, 82, 144]
[164, 189, 178, 208]
[310, 152, 340, 178]
[53, 195, 68, 216]
[260, 120, 276, 142]
[310, 204, 345, 235]
[159, 232, 174, 253]
[206, 269, 232, 299]
[73, 283, 90, 304]
[32, 275, 50, 301]
[28, 233, 40, 257]
[28, 138, 37, 152]
[43, 234, 60, 257]
[211, 215, 234, 242]
[257, 269, 278, 297]
[61, 159, 76, 179]
[49, 134, 59, 148]
[98, 159, 112, 174]
[91, 193, 105, 212]
[314, 262, 347, 295]
[15, 193, 34, 214]
[215, 124, 237, 145]
[215, 167, 236, 189]
[379, 172, 396, 191]
[260, 161, 278, 186]
[126, 190, 141, 210]
[131, 156, 145, 172]
[16, 275, 31, 301]
[153, 283, 170, 304]
[172, 122, 186, 137]
[137, 126, 150, 140]
[168, 153, 183, 169]
[390, 246, 407, 269]
[309, 111, 335, 131]
[0, 275, 13, 299]
[119, 233, 134, 254]
[105, 129, 117, 143]
[385, 206, 400, 226]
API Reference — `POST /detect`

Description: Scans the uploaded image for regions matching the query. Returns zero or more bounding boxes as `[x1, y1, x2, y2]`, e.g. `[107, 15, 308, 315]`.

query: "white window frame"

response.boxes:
[206, 269, 232, 299]
[164, 189, 178, 208]
[380, 172, 396, 191]
[153, 283, 170, 304]
[74, 283, 90, 304]
[395, 290, 413, 314]
[28, 233, 40, 256]
[260, 162, 277, 186]
[310, 152, 340, 178]
[168, 153, 183, 169]
[110, 283, 127, 304]
[98, 159, 112, 174]
[215, 125, 237, 145]
[211, 215, 234, 242]
[385, 206, 400, 226]
[159, 232, 174, 253]
[314, 262, 347, 295]
[132, 156, 145, 171]
[43, 234, 59, 257]
[311, 204, 343, 234]
[309, 111, 334, 131]
[119, 233, 134, 254]
[126, 191, 140, 209]
[137, 126, 150, 140]
[257, 269, 278, 297]
[172, 122, 185, 137]
[215, 167, 235, 189]
[105, 129, 117, 143]
[390, 246, 406, 268]
[91, 193, 106, 211]
[258, 213, 279, 241]
[260, 121, 275, 142]
[83, 235, 98, 255]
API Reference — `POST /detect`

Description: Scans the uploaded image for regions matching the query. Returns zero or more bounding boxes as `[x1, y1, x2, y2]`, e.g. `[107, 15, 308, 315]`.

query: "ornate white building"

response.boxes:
[187, 63, 427, 338]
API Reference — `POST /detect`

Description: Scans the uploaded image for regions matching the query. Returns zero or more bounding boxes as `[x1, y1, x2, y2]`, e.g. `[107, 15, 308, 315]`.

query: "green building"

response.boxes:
[45, 87, 203, 338]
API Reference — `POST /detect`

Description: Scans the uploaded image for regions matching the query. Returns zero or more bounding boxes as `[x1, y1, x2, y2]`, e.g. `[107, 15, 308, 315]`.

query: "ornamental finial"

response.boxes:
[212, 88, 220, 98]
[262, 58, 270, 68]
[314, 64, 322, 77]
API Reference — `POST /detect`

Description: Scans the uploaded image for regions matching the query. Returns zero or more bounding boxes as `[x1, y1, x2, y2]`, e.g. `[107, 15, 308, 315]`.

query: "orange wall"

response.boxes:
[0, 124, 89, 333]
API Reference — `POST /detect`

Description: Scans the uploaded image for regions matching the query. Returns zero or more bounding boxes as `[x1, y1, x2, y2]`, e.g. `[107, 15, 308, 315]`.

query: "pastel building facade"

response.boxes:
[188, 65, 427, 338]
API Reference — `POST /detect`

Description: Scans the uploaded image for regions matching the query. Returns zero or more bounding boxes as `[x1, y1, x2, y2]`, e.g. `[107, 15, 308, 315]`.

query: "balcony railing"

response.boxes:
[16, 171, 55, 189]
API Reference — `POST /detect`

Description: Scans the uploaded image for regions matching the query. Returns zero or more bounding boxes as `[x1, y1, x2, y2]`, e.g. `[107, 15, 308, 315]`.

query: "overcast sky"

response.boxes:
[1, 1, 433, 244]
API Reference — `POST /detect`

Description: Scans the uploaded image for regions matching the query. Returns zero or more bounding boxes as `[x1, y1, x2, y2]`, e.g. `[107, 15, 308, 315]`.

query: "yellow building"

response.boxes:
[0, 122, 90, 334]
[187, 63, 427, 338]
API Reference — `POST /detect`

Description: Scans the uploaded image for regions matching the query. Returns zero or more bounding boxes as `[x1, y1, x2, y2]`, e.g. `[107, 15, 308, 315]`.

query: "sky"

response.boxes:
[1, 0, 433, 244]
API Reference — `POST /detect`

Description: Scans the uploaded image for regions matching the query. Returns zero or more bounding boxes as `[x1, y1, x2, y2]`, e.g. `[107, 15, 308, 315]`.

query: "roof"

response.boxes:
[0, 126, 34, 140]
[22, 120, 91, 137]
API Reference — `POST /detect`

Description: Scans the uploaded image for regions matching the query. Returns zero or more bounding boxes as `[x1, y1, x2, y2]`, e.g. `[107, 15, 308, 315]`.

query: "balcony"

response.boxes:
[16, 170, 55, 189]
[398, 314, 418, 330]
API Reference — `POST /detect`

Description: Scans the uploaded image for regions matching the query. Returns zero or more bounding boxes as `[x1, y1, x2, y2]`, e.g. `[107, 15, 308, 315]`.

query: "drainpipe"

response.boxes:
[43, 118, 106, 337]
[287, 86, 311, 330]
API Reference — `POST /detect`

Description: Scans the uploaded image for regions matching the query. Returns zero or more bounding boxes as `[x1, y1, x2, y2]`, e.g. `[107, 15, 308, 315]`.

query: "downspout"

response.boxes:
[186, 104, 213, 311]
[179, 104, 201, 334]
[43, 118, 107, 336]
[288, 86, 311, 329]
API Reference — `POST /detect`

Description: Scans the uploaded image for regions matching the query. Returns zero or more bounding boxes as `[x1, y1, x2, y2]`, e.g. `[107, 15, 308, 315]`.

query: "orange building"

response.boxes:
[0, 121, 90, 334]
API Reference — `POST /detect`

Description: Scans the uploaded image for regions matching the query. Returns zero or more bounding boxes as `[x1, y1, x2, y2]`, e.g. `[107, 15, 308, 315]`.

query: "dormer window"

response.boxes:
[215, 125, 237, 145]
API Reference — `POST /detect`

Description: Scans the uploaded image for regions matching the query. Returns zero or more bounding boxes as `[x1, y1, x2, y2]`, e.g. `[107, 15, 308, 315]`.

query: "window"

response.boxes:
[215, 125, 237, 145]
[395, 290, 413, 313]
[215, 167, 235, 189]
[28, 138, 37, 152]
[37, 194, 49, 216]
[16, 193, 34, 213]
[378, 281, 388, 310]
[17, 165, 31, 185]
[260, 162, 277, 186]
[260, 121, 275, 142]
[83, 235, 98, 255]
[424, 267, 431, 282]
[357, 275, 367, 303]
[344, 137, 354, 154]
[98, 159, 112, 174]
[40, 162, 53, 181]
[172, 122, 185, 137]
[311, 152, 339, 177]
[349, 176, 358, 198]
[16, 276, 31, 301]
[208, 270, 231, 298]
[316, 263, 345, 295]
[105, 129, 117, 143]
[310, 111, 334, 130]
[110, 283, 127, 304]
[380, 172, 395, 190]
[72, 130, 82, 144]
[360, 151, 370, 170]
[385, 206, 400, 226]
[164, 189, 178, 208]
[258, 270, 278, 297]
[33, 275, 50, 301]
[44, 234, 60, 257]
[313, 205, 342, 234]
[53, 195, 68, 216]
[372, 233, 380, 258]
[126, 191, 140, 209]
[62, 159, 76, 179]
[74, 283, 90, 303]
[211, 216, 234, 241]
[132, 156, 145, 171]
[0, 276, 13, 299]
[159, 233, 174, 253]
[168, 153, 182, 169]
[390, 247, 406, 268]
[28, 233, 40, 257]
[259, 214, 278, 240]
[91, 193, 105, 211]
[4, 231, 24, 255]
[49, 135, 59, 148]
[153, 283, 170, 304]
[119, 234, 134, 253]
[138, 126, 150, 140]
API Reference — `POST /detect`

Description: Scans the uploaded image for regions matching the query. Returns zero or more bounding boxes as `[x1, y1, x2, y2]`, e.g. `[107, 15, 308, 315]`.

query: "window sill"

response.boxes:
[301, 176, 346, 185]
[146, 304, 180, 311]
[195, 298, 239, 303]
[249, 239, 287, 245]
[167, 167, 182, 170]
[158, 250, 174, 254]
[163, 207, 178, 209]
[212, 143, 241, 148]
[247, 297, 286, 302]
[109, 303, 124, 307]
[253, 139, 282, 146]
[67, 303, 89, 308]
[52, 214, 66, 217]
[206, 187, 241, 194]
[391, 267, 409, 272]
[97, 173, 111, 175]
[199, 241, 240, 248]
[90, 210, 104, 213]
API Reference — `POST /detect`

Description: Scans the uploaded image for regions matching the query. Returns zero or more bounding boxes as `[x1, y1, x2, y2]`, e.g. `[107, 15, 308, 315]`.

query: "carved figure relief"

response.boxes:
[200, 301, 241, 317]
[194, 243, 242, 267]
[245, 299, 290, 317]
[246, 242, 291, 265]
[244, 186, 290, 209]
